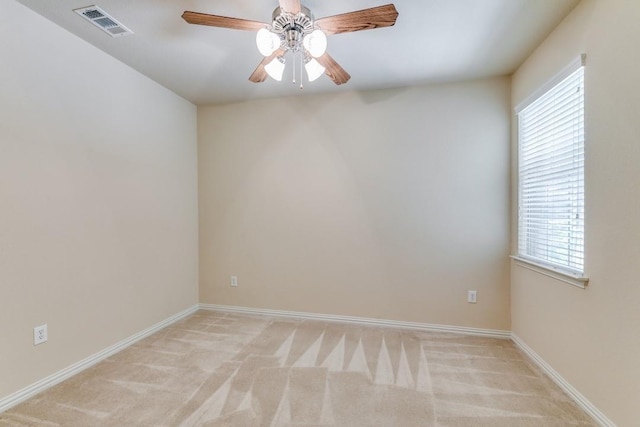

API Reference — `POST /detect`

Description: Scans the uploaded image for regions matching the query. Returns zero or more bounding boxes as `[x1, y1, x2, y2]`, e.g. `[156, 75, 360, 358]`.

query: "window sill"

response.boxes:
[510, 256, 589, 289]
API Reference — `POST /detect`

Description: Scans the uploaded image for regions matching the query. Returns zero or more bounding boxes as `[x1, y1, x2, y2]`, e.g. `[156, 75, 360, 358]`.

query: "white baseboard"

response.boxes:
[204, 305, 614, 425]
[200, 303, 511, 339]
[511, 333, 615, 427]
[0, 304, 199, 414]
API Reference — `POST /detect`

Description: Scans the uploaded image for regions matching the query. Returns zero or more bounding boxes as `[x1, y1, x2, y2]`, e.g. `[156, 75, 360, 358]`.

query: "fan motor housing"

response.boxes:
[271, 6, 314, 36]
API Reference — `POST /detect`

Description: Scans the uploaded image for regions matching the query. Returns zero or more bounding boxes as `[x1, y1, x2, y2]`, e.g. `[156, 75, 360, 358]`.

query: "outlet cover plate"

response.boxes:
[34, 324, 48, 345]
[467, 291, 477, 304]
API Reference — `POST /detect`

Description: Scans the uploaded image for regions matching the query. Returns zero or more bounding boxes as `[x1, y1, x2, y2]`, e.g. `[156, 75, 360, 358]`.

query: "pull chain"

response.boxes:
[292, 51, 296, 84]
[300, 53, 304, 90]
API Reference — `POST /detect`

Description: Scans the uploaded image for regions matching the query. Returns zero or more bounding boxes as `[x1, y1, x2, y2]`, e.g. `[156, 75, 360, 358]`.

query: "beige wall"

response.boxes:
[199, 78, 511, 331]
[511, 1, 640, 425]
[0, 1, 199, 398]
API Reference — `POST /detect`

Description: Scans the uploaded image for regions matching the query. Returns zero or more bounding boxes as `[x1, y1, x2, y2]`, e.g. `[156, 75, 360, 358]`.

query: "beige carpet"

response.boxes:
[1, 311, 596, 426]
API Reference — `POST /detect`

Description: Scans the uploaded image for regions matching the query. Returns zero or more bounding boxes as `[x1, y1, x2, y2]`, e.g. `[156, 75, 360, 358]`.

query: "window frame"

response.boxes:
[513, 55, 589, 288]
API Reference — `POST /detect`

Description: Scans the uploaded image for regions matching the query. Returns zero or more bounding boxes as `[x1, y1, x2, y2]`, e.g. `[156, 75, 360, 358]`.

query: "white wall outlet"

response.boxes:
[467, 290, 477, 304]
[231, 276, 238, 287]
[34, 324, 48, 345]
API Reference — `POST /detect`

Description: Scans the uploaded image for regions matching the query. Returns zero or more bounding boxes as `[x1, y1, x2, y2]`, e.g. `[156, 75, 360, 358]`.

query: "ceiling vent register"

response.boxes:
[74, 5, 133, 38]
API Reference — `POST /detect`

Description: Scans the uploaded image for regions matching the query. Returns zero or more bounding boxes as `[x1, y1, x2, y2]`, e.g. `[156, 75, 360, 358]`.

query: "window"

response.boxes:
[516, 57, 585, 279]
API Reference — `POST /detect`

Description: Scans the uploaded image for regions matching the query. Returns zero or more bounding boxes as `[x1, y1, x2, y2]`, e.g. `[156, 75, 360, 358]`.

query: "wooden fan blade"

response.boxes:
[182, 11, 266, 31]
[279, 0, 301, 14]
[316, 4, 399, 35]
[249, 49, 286, 83]
[316, 53, 351, 85]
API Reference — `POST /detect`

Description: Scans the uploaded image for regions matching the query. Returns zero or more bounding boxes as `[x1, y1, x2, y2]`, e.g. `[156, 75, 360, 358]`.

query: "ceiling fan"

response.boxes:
[182, 1, 399, 86]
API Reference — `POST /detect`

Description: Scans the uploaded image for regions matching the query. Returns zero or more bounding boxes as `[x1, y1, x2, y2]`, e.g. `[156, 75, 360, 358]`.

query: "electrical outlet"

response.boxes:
[467, 290, 477, 304]
[231, 276, 238, 287]
[34, 324, 48, 345]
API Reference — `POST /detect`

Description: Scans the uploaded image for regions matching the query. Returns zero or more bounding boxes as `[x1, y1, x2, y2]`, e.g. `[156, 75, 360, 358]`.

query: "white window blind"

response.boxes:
[517, 64, 585, 275]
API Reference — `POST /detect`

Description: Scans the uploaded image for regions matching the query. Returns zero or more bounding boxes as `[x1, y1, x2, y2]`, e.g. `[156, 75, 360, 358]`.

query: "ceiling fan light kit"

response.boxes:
[182, 1, 398, 86]
[255, 6, 328, 83]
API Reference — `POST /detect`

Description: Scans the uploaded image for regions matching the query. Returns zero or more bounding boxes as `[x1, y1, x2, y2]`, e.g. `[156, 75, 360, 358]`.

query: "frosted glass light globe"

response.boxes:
[264, 56, 286, 81]
[256, 28, 280, 56]
[302, 30, 327, 58]
[305, 58, 325, 82]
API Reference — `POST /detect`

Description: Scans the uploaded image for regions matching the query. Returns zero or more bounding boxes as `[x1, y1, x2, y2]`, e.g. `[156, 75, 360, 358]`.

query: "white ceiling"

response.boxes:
[15, 0, 579, 105]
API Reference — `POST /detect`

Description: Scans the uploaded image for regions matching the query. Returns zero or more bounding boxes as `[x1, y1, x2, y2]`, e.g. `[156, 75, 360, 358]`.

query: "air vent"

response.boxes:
[74, 5, 133, 38]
